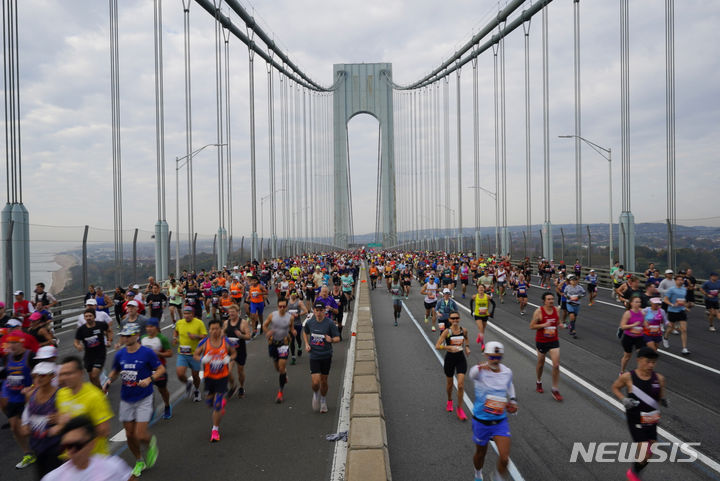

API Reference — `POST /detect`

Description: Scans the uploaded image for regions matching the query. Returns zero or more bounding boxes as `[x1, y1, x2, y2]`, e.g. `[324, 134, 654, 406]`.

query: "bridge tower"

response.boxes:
[333, 63, 397, 248]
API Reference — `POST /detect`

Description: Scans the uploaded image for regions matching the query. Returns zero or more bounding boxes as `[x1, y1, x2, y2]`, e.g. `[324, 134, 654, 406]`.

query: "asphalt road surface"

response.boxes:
[371, 277, 720, 481]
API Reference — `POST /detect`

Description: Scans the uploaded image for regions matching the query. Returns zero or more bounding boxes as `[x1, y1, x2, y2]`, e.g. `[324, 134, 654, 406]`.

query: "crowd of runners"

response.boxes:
[0, 253, 361, 480]
[1, 247, 718, 480]
[365, 250, 717, 481]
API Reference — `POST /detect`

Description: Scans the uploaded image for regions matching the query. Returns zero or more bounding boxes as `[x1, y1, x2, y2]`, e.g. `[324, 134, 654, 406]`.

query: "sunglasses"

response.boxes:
[61, 438, 92, 452]
[487, 355, 502, 360]
[449, 317, 460, 320]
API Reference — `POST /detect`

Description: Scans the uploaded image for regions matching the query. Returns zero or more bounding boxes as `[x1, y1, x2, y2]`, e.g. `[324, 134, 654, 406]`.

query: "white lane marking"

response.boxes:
[521, 294, 720, 376]
[455, 302, 720, 474]
[402, 301, 526, 481]
[331, 281, 361, 481]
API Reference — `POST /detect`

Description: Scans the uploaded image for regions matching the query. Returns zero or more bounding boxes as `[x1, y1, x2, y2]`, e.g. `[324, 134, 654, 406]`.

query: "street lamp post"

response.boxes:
[559, 135, 612, 269]
[468, 186, 497, 255]
[261, 189, 286, 242]
[437, 204, 455, 251]
[175, 143, 224, 276]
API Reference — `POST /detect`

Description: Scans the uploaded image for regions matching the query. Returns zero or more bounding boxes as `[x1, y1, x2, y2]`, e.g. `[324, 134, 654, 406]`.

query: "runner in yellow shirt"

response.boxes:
[174, 306, 207, 402]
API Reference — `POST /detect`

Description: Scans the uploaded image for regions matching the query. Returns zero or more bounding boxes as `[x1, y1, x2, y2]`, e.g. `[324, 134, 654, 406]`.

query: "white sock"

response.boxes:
[474, 468, 483, 479]
[321, 396, 326, 402]
[212, 425, 219, 430]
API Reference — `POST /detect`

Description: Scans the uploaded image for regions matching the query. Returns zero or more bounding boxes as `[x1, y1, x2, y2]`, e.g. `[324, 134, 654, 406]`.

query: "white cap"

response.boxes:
[6, 318, 22, 327]
[442, 288, 451, 294]
[85, 298, 97, 305]
[13, 290, 23, 296]
[132, 284, 140, 289]
[32, 362, 57, 375]
[127, 300, 139, 307]
[35, 345, 58, 359]
[665, 269, 674, 274]
[483, 341, 504, 355]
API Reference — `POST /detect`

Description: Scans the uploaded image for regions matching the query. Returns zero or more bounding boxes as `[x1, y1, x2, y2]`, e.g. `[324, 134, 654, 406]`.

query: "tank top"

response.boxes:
[269, 311, 292, 342]
[536, 306, 559, 343]
[629, 370, 661, 426]
[287, 300, 302, 324]
[202, 337, 230, 379]
[249, 285, 264, 304]
[230, 282, 243, 299]
[225, 320, 243, 348]
[424, 282, 438, 303]
[473, 294, 490, 317]
[95, 294, 109, 313]
[390, 282, 403, 299]
[643, 308, 664, 337]
[517, 282, 528, 296]
[26, 388, 61, 453]
[624, 309, 645, 337]
[444, 326, 465, 356]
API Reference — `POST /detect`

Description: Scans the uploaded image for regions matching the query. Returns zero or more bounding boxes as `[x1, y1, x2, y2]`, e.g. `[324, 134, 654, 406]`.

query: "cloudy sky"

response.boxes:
[7, 0, 720, 244]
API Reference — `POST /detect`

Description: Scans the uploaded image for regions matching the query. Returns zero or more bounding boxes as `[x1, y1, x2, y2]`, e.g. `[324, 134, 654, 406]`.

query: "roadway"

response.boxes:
[2, 300, 352, 481]
[371, 276, 720, 481]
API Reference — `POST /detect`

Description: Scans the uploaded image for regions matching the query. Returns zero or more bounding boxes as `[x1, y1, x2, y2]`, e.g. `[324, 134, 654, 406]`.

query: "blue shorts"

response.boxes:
[566, 303, 580, 315]
[177, 353, 201, 371]
[249, 302, 265, 316]
[472, 417, 511, 446]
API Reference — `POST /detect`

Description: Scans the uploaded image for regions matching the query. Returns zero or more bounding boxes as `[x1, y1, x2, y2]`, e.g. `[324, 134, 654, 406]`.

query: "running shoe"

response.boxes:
[163, 405, 172, 420]
[15, 454, 36, 469]
[431, 326, 436, 332]
[297, 350, 302, 358]
[662, 338, 670, 348]
[476, 334, 483, 344]
[276, 390, 284, 403]
[312, 391, 320, 412]
[185, 379, 193, 399]
[446, 400, 454, 412]
[394, 320, 398, 327]
[475, 474, 484, 481]
[193, 390, 202, 402]
[291, 356, 296, 365]
[237, 387, 245, 398]
[424, 317, 429, 324]
[320, 399, 328, 413]
[146, 435, 159, 468]
[710, 326, 717, 332]
[551, 389, 564, 402]
[210, 428, 220, 443]
[570, 331, 577, 339]
[457, 407, 467, 421]
[681, 348, 690, 355]
[536, 382, 544, 394]
[520, 310, 525, 316]
[132, 460, 146, 477]
[625, 468, 641, 481]
[672, 329, 679, 335]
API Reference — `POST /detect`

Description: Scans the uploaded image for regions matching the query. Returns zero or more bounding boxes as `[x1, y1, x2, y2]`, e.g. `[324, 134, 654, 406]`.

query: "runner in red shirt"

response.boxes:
[529, 292, 562, 402]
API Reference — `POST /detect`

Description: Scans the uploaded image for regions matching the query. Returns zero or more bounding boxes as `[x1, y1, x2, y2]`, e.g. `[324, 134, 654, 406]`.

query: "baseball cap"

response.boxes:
[29, 312, 43, 321]
[442, 288, 451, 294]
[0, 301, 5, 308]
[636, 346, 659, 359]
[13, 290, 23, 296]
[313, 301, 326, 310]
[120, 324, 140, 336]
[127, 300, 139, 307]
[85, 298, 98, 305]
[650, 297, 662, 304]
[32, 362, 57, 376]
[589, 269, 595, 272]
[182, 305, 193, 312]
[6, 318, 22, 328]
[710, 272, 719, 277]
[132, 284, 140, 289]
[665, 269, 674, 274]
[35, 345, 58, 359]
[567, 274, 576, 280]
[484, 341, 504, 355]
[147, 318, 160, 327]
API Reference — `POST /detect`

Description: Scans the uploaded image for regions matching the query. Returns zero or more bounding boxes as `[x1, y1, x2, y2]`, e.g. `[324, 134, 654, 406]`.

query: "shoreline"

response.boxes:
[51, 253, 79, 296]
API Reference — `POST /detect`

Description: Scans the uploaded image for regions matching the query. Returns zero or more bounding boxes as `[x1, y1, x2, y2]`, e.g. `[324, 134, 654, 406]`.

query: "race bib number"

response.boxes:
[179, 345, 192, 355]
[227, 337, 240, 348]
[209, 357, 224, 374]
[640, 410, 660, 425]
[483, 394, 507, 415]
[543, 326, 556, 338]
[646, 325, 661, 335]
[518, 288, 526, 294]
[277, 345, 289, 358]
[121, 369, 138, 387]
[449, 335, 464, 347]
[631, 325, 643, 335]
[391, 288, 400, 296]
[477, 307, 488, 315]
[570, 295, 579, 302]
[6, 374, 23, 389]
[438, 322, 445, 331]
[311, 333, 325, 347]
[428, 293, 436, 300]
[710, 290, 718, 297]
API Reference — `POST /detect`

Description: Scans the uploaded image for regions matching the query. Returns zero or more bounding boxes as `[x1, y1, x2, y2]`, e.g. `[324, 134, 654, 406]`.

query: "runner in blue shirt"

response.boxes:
[662, 275, 689, 355]
[700, 272, 720, 332]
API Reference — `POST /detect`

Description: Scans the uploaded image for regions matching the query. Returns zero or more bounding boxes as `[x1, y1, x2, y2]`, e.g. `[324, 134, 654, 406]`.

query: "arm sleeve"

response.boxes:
[468, 364, 479, 382]
[507, 373, 517, 400]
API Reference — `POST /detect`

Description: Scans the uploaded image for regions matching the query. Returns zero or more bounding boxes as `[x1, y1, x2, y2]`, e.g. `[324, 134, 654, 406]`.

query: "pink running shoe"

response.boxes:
[457, 407, 467, 421]
[626, 468, 641, 481]
[210, 429, 220, 443]
[446, 400, 453, 412]
[476, 333, 484, 345]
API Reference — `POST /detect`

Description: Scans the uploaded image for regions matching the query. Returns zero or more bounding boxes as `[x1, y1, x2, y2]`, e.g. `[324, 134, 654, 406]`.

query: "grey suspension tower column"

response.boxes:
[333, 63, 397, 248]
[618, 0, 635, 271]
[153, 0, 169, 281]
[541, 5, 554, 260]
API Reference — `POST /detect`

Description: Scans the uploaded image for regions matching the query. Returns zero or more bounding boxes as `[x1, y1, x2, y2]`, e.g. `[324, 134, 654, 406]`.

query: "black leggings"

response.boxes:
[290, 324, 303, 355]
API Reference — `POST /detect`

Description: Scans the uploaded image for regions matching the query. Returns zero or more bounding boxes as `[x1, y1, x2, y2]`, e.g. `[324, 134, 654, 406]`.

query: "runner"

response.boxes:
[287, 291, 308, 364]
[563, 275, 586, 339]
[390, 272, 403, 327]
[642, 298, 668, 351]
[469, 341, 517, 481]
[459, 262, 470, 299]
[700, 271, 720, 332]
[340, 270, 355, 311]
[619, 296, 647, 373]
[434, 313, 470, 421]
[73, 309, 112, 388]
[516, 274, 529, 316]
[436, 288, 458, 333]
[1, 332, 35, 469]
[662, 274, 690, 355]
[470, 284, 495, 348]
[495, 265, 507, 303]
[194, 319, 236, 442]
[166, 279, 183, 327]
[262, 299, 295, 403]
[145, 283, 167, 320]
[140, 318, 173, 419]
[223, 304, 251, 397]
[303, 301, 341, 414]
[611, 347, 666, 481]
[368, 263, 379, 290]
[247, 275, 268, 337]
[529, 292, 563, 401]
[420, 275, 439, 331]
[173, 306, 207, 402]
[402, 267, 413, 299]
[103, 324, 163, 477]
[585, 269, 598, 306]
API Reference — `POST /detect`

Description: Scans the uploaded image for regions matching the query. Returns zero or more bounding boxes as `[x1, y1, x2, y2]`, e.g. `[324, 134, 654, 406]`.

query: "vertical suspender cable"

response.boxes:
[492, 42, 500, 255]
[443, 76, 450, 247]
[224, 28, 233, 257]
[542, 5, 551, 254]
[573, 0, 582, 261]
[523, 17, 532, 256]
[455, 65, 462, 251]
[109, 0, 123, 283]
[302, 89, 308, 241]
[665, 0, 675, 270]
[247, 29, 257, 261]
[472, 54, 480, 255]
[412, 89, 418, 241]
[182, 0, 194, 269]
[267, 60, 275, 256]
[213, 1, 225, 266]
[500, 29, 508, 255]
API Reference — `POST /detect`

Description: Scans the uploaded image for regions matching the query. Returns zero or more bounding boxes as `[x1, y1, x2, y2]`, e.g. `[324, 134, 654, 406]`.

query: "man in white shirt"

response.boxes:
[77, 299, 112, 327]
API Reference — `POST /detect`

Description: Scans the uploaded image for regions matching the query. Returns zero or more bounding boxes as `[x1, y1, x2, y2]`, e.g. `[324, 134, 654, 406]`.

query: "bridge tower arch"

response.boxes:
[333, 63, 396, 248]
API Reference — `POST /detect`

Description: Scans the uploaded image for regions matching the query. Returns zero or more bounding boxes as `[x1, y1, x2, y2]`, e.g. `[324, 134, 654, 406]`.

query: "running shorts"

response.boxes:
[587, 285, 596, 293]
[268, 342, 290, 361]
[424, 301, 437, 310]
[177, 353, 201, 371]
[643, 334, 663, 345]
[83, 354, 106, 373]
[443, 352, 467, 377]
[204, 376, 228, 395]
[536, 340, 559, 354]
[621, 334, 646, 353]
[706, 299, 719, 310]
[627, 417, 657, 443]
[472, 417, 511, 446]
[309, 357, 332, 375]
[566, 303, 580, 315]
[119, 395, 153, 423]
[668, 311, 687, 323]
[249, 302, 265, 316]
